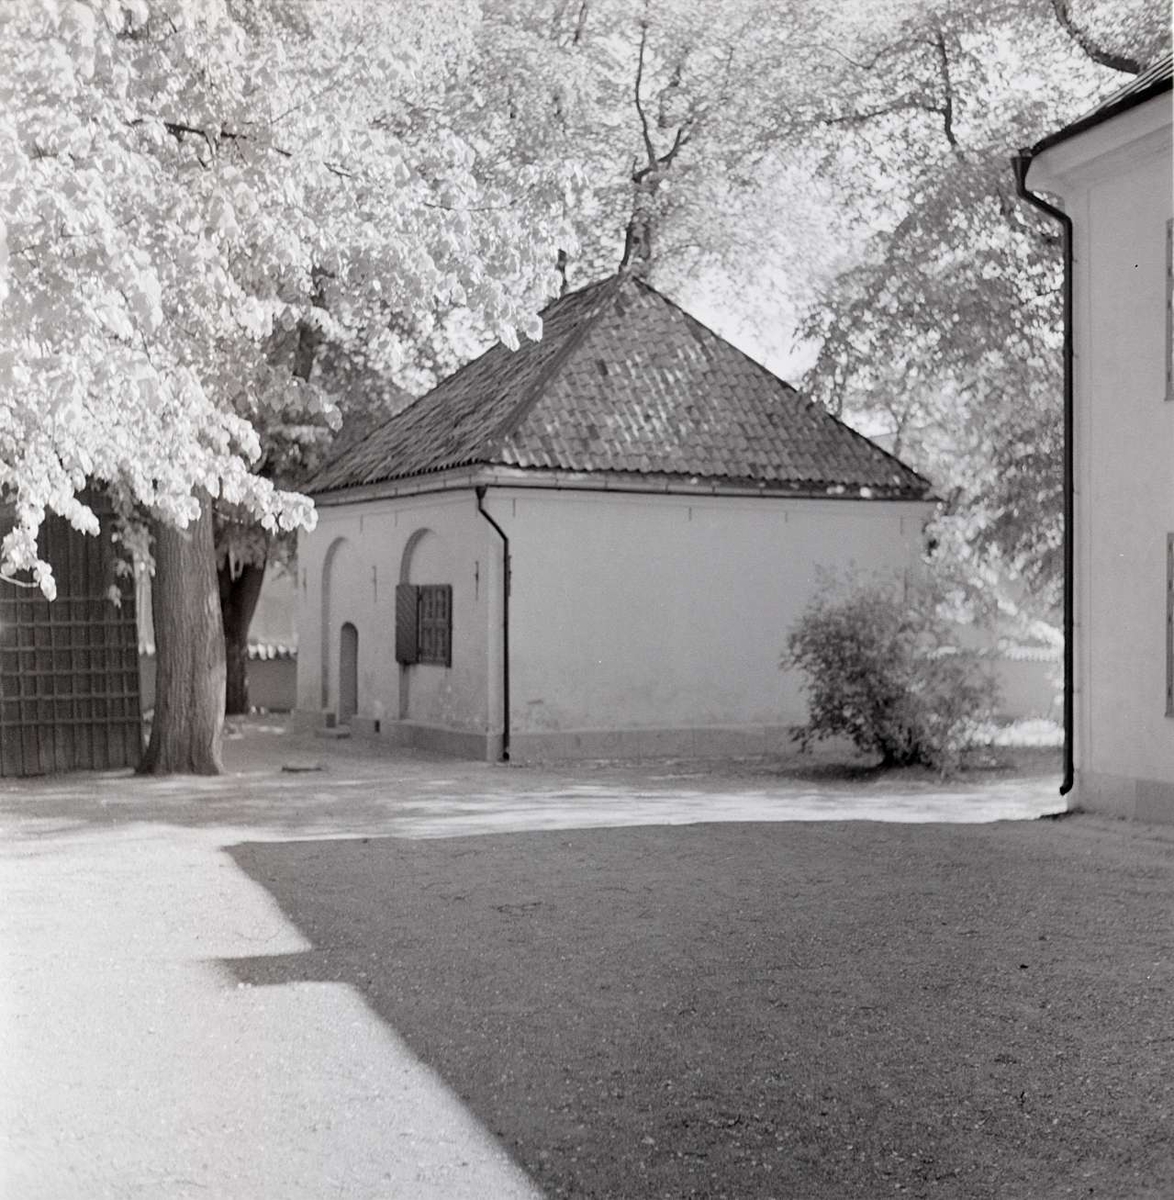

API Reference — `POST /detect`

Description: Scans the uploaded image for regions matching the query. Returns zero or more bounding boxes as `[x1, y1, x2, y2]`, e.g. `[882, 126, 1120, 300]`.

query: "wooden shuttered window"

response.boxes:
[417, 584, 453, 667]
[395, 583, 418, 665]
[395, 583, 452, 668]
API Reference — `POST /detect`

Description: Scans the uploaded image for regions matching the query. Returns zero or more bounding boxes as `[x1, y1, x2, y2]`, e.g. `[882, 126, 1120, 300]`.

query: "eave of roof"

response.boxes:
[309, 461, 938, 508]
[1025, 52, 1172, 158]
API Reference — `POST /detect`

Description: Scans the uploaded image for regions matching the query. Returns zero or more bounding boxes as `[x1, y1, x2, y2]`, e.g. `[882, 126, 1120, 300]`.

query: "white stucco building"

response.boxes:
[1019, 55, 1173, 822]
[297, 276, 935, 761]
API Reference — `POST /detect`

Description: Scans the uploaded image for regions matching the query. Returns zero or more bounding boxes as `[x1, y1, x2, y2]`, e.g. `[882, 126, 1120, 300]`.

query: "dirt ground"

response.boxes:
[229, 814, 1174, 1200]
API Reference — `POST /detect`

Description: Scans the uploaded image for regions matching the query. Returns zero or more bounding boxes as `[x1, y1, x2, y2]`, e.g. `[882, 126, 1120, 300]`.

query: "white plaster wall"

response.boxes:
[295, 492, 494, 732]
[1081, 155, 1173, 784]
[482, 489, 933, 734]
[1040, 104, 1174, 788]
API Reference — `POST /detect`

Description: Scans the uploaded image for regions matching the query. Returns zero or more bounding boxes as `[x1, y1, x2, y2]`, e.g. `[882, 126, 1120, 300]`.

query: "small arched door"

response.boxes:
[338, 622, 358, 725]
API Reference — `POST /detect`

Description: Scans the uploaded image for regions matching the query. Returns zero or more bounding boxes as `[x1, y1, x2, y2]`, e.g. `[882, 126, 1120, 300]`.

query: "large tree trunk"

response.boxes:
[211, 278, 321, 716]
[219, 556, 267, 716]
[138, 499, 225, 775]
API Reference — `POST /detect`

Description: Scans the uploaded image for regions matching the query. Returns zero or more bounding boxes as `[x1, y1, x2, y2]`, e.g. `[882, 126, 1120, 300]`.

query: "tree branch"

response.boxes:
[130, 119, 293, 162]
[1048, 0, 1142, 74]
[632, 17, 658, 170]
[807, 39, 909, 73]
[656, 52, 689, 129]
[162, 119, 208, 142]
[421, 199, 515, 212]
[632, 121, 691, 183]
[821, 97, 938, 127]
[931, 27, 965, 160]
[660, 121, 690, 167]
[219, 128, 293, 159]
[162, 119, 216, 164]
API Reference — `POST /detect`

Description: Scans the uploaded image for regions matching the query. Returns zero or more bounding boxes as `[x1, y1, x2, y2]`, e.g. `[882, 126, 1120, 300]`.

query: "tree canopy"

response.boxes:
[0, 0, 580, 598]
[792, 0, 1169, 610]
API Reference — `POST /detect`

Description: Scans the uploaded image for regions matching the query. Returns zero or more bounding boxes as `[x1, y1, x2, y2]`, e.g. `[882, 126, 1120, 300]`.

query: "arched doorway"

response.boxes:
[320, 536, 353, 709]
[338, 622, 358, 725]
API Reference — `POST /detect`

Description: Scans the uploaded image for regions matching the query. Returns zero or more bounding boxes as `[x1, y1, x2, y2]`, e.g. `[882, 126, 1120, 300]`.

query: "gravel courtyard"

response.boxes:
[229, 817, 1174, 1200]
[1, 726, 1171, 1198]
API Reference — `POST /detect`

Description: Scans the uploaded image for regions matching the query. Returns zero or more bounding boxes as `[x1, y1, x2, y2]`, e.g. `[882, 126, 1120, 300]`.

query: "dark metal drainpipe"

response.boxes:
[1012, 152, 1074, 796]
[475, 486, 510, 761]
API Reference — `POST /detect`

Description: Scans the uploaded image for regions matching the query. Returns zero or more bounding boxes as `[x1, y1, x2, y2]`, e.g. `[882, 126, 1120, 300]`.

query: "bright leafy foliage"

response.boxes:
[474, 0, 851, 288]
[0, 0, 580, 597]
[796, 0, 1170, 608]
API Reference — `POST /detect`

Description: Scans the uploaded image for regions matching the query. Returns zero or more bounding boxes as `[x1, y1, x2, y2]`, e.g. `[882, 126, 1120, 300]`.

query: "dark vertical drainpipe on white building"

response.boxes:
[1011, 152, 1075, 797]
[475, 486, 510, 761]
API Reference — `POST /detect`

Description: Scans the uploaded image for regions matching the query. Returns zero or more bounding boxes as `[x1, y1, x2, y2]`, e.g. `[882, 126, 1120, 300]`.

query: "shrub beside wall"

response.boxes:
[783, 580, 1000, 773]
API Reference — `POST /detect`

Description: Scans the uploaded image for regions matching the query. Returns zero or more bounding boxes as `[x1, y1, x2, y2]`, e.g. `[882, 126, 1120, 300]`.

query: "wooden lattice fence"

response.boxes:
[0, 508, 142, 776]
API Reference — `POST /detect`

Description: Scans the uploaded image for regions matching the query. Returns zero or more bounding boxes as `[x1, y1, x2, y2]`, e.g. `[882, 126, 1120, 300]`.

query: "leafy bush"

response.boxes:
[783, 577, 1000, 773]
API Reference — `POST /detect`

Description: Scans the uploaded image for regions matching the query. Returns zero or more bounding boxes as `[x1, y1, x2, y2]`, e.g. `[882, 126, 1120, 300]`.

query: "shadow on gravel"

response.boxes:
[224, 820, 1174, 1200]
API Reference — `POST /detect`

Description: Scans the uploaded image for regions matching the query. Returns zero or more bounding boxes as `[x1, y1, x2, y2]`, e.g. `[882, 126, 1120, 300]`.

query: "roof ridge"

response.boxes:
[481, 275, 625, 459]
[544, 271, 622, 306]
[500, 278, 931, 498]
[635, 281, 933, 494]
[309, 355, 477, 492]
[813, 407, 934, 493]
[305, 279, 622, 492]
[630, 276, 806, 386]
[661, 281, 933, 493]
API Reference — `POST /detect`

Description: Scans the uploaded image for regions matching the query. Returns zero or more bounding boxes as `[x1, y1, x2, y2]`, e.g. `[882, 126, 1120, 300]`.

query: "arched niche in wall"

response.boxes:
[396, 528, 440, 720]
[399, 527, 436, 584]
[320, 536, 354, 710]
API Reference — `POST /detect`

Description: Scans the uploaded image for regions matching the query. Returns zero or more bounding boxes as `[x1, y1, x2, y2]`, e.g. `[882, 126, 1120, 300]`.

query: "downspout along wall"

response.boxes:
[476, 486, 510, 762]
[1011, 153, 1075, 797]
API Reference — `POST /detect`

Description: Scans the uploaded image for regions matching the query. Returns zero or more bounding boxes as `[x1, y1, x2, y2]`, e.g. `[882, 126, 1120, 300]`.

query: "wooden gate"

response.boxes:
[0, 510, 142, 776]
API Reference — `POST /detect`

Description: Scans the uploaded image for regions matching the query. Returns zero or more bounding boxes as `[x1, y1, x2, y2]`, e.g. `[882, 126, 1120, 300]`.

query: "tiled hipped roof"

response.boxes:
[308, 276, 932, 500]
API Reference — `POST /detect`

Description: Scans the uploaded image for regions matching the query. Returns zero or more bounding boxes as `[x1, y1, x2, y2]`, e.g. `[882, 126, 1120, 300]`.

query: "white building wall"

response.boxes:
[482, 488, 933, 759]
[296, 491, 498, 755]
[1031, 94, 1174, 821]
